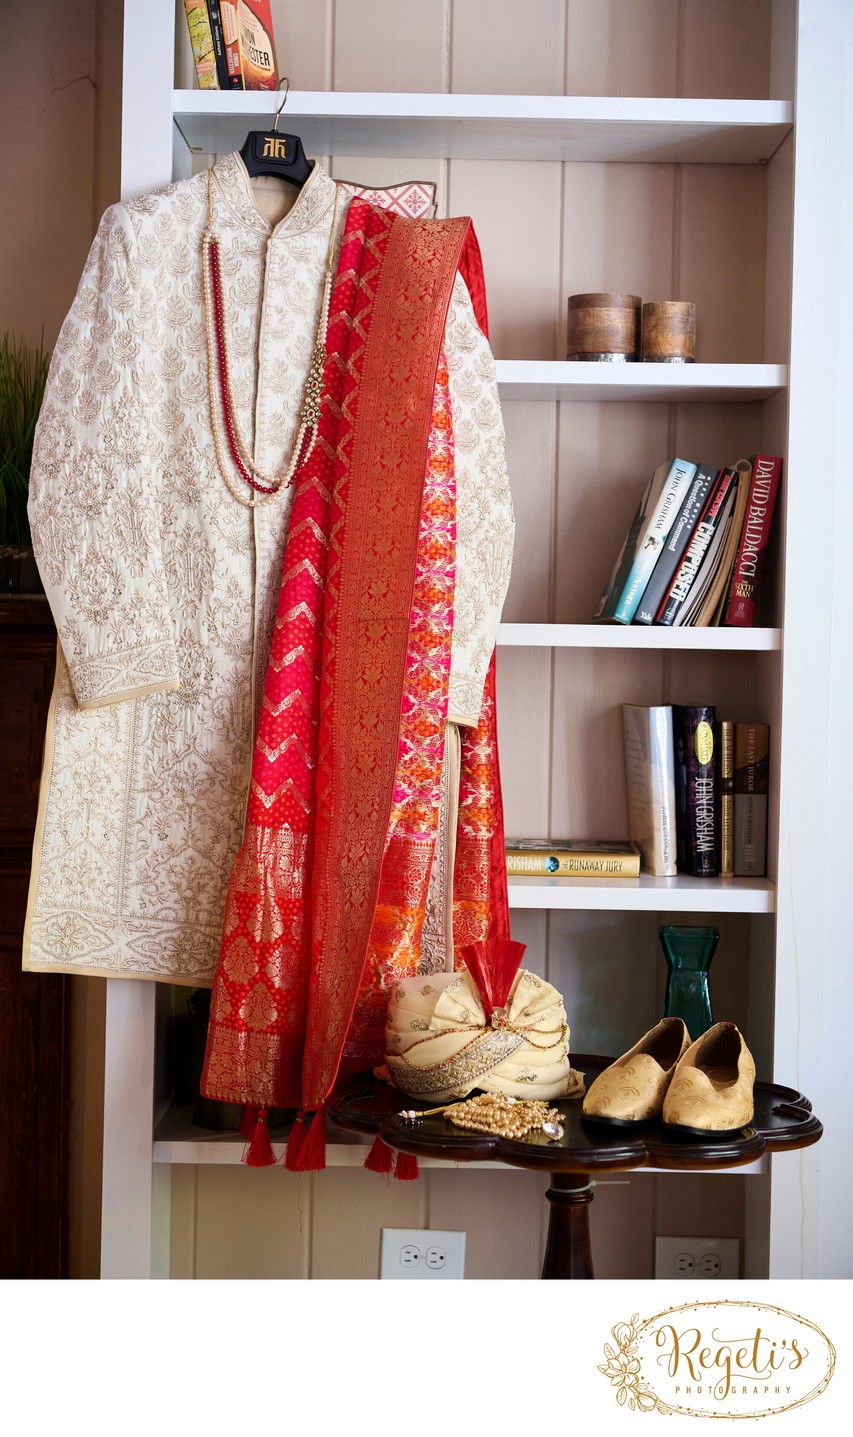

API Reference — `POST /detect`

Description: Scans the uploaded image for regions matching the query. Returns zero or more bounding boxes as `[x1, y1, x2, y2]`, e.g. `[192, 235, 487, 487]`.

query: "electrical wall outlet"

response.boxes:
[380, 1228, 466, 1280]
[655, 1236, 740, 1279]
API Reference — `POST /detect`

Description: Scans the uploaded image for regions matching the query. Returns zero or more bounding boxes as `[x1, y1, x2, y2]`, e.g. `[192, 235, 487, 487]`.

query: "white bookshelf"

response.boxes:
[173, 90, 792, 164]
[495, 361, 786, 403]
[98, 0, 852, 1281]
[497, 623, 781, 651]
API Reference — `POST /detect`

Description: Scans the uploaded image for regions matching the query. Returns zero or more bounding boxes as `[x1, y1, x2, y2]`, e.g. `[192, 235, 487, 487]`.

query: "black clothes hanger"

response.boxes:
[238, 77, 314, 187]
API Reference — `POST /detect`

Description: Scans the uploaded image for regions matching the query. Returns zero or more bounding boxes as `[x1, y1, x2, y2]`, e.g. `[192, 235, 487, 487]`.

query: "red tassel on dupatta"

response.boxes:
[284, 1106, 327, 1171]
[363, 1134, 394, 1174]
[242, 1107, 276, 1168]
[394, 1151, 420, 1181]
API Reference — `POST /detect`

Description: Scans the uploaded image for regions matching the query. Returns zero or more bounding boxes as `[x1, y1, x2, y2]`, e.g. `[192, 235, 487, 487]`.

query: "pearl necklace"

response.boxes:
[202, 167, 340, 508]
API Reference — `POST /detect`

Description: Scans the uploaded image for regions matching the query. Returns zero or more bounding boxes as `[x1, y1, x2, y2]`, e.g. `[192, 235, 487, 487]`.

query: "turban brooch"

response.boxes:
[381, 940, 584, 1103]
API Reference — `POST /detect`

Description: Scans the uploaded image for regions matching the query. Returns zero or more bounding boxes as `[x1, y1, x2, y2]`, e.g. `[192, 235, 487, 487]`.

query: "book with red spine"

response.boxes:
[722, 454, 782, 627]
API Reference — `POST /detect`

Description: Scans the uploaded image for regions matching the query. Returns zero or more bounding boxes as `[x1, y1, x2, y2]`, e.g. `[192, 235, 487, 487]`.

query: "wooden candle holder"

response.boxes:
[642, 300, 696, 362]
[567, 292, 641, 361]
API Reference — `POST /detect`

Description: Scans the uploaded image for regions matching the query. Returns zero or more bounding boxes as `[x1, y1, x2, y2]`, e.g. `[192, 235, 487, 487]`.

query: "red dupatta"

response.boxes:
[200, 199, 509, 1161]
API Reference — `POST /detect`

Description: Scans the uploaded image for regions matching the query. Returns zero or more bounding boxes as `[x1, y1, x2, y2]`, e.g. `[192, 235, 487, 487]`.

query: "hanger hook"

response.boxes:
[271, 77, 291, 133]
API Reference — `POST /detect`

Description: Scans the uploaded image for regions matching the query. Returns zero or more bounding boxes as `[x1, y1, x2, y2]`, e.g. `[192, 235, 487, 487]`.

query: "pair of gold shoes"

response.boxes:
[582, 1018, 755, 1136]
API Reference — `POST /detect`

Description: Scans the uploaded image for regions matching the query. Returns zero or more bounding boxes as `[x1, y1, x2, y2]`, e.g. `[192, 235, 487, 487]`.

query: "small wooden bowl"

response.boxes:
[567, 292, 641, 361]
[642, 300, 696, 362]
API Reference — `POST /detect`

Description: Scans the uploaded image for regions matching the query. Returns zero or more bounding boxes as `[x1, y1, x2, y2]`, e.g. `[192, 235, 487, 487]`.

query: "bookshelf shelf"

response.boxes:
[152, 1103, 767, 1173]
[172, 90, 792, 165]
[507, 874, 775, 914]
[495, 362, 786, 403]
[498, 623, 781, 650]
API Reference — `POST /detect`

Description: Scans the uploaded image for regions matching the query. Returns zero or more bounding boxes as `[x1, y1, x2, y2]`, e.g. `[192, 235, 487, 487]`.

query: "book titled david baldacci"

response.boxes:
[723, 455, 782, 627]
[505, 841, 640, 878]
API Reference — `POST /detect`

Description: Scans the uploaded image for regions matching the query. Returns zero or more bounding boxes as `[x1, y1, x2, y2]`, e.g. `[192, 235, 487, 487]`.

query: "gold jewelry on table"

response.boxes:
[400, 1093, 564, 1142]
[202, 167, 341, 508]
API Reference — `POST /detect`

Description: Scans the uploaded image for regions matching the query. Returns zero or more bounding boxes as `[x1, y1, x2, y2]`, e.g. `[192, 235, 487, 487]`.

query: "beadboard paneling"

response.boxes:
[678, 0, 772, 101]
[566, 0, 680, 98]
[333, 0, 449, 92]
[450, 0, 566, 96]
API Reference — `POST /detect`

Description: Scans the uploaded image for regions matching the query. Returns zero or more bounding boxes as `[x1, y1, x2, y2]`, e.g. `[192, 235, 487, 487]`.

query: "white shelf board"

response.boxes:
[152, 1106, 766, 1173]
[495, 361, 786, 402]
[173, 91, 792, 164]
[498, 623, 781, 650]
[507, 874, 775, 913]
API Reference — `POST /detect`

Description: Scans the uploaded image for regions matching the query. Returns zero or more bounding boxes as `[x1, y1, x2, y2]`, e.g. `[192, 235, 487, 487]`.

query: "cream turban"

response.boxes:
[380, 967, 584, 1103]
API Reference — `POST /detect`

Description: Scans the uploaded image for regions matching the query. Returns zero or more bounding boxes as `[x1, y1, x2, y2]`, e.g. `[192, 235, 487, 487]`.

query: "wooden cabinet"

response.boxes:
[0, 599, 68, 1278]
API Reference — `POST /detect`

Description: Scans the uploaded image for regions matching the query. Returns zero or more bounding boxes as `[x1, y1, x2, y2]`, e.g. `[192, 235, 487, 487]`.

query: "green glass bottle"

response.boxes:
[660, 925, 719, 1041]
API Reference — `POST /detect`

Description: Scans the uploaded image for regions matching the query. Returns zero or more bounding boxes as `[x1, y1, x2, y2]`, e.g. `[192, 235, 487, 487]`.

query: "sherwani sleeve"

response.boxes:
[28, 203, 179, 709]
[444, 272, 515, 727]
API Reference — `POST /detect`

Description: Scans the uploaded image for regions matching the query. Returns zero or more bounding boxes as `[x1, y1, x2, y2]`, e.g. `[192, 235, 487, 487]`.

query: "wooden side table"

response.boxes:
[328, 1056, 822, 1280]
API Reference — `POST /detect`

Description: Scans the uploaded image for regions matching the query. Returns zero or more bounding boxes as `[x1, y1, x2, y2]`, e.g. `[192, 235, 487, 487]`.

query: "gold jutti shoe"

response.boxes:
[662, 1021, 756, 1136]
[582, 1017, 691, 1126]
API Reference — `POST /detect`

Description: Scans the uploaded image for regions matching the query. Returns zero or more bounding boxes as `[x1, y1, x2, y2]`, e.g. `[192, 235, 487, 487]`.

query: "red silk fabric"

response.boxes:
[201, 201, 509, 1112]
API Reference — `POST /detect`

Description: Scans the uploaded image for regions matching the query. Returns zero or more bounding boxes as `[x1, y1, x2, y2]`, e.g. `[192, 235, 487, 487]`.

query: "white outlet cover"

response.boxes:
[380, 1228, 466, 1280]
[655, 1236, 740, 1280]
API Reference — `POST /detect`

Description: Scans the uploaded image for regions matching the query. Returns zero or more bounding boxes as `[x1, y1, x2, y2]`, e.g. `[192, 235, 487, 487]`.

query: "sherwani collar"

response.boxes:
[212, 151, 338, 238]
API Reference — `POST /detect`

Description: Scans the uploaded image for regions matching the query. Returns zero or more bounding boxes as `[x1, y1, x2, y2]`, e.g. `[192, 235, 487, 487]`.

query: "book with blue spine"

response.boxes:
[613, 457, 698, 624]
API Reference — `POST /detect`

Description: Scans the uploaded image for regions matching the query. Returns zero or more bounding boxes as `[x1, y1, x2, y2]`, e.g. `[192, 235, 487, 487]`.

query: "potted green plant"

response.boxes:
[0, 332, 49, 595]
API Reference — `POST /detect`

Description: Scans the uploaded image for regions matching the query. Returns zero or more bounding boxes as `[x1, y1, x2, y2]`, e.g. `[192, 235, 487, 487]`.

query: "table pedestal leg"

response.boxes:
[541, 1173, 594, 1279]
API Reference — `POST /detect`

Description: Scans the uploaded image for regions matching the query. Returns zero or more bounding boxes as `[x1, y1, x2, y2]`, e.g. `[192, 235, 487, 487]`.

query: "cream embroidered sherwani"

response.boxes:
[24, 154, 514, 985]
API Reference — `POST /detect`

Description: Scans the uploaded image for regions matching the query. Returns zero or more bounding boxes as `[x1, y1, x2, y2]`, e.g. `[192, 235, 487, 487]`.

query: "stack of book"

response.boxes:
[594, 454, 782, 628]
[184, 1, 279, 91]
[622, 705, 769, 878]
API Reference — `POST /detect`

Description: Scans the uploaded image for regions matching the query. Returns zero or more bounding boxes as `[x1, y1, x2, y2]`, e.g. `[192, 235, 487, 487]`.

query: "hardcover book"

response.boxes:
[704, 459, 753, 626]
[612, 457, 698, 624]
[183, 0, 219, 89]
[656, 468, 735, 626]
[718, 719, 735, 876]
[734, 723, 769, 875]
[673, 705, 718, 877]
[237, 0, 279, 91]
[633, 463, 718, 626]
[622, 705, 677, 876]
[593, 464, 665, 623]
[505, 840, 640, 878]
[723, 455, 783, 627]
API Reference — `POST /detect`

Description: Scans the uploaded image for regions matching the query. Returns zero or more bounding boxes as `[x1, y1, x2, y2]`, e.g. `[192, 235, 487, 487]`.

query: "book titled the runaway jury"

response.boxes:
[505, 840, 641, 878]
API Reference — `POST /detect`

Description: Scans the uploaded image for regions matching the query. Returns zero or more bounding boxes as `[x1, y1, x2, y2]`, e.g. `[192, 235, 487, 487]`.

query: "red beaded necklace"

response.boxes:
[202, 168, 339, 508]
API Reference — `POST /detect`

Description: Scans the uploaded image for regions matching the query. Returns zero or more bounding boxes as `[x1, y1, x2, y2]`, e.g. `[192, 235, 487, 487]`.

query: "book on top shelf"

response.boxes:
[655, 468, 735, 626]
[505, 840, 640, 878]
[723, 455, 783, 627]
[633, 463, 718, 626]
[237, 0, 279, 91]
[207, 0, 231, 90]
[622, 705, 677, 876]
[612, 457, 698, 624]
[219, 1, 244, 87]
[183, 0, 219, 89]
[673, 705, 718, 877]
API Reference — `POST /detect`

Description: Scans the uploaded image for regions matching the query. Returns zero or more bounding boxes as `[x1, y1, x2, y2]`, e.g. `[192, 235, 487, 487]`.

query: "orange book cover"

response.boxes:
[237, 0, 279, 91]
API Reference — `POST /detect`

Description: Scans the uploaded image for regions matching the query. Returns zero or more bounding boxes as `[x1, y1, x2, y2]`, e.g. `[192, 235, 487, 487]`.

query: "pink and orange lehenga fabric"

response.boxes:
[200, 199, 509, 1124]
